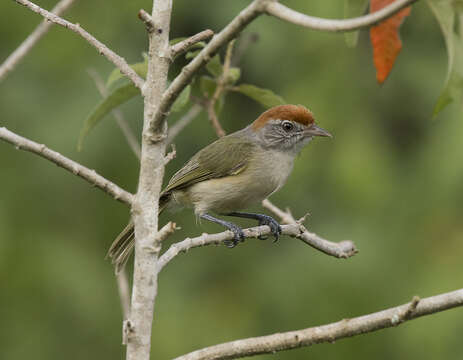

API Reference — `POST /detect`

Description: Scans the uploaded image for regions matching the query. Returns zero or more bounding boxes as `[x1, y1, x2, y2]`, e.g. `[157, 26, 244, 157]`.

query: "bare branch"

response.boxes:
[150, 0, 267, 131]
[13, 0, 145, 90]
[298, 225, 357, 258]
[87, 69, 141, 159]
[171, 29, 214, 58]
[174, 289, 463, 360]
[265, 0, 418, 32]
[205, 40, 235, 138]
[262, 199, 357, 258]
[138, 9, 155, 33]
[152, 0, 420, 129]
[0, 127, 133, 206]
[126, 0, 173, 358]
[261, 199, 295, 224]
[158, 223, 327, 273]
[163, 144, 176, 165]
[156, 221, 178, 242]
[167, 104, 202, 145]
[0, 0, 77, 82]
[206, 104, 226, 137]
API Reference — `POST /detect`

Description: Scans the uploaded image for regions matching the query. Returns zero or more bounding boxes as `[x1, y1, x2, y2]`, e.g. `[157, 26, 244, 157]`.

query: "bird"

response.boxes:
[108, 104, 331, 272]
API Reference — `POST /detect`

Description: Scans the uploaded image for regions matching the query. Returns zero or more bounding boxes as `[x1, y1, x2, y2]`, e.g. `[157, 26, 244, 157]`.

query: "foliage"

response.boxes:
[342, 0, 463, 115]
[79, 43, 287, 149]
[427, 0, 463, 116]
[344, 0, 370, 47]
[369, 0, 411, 83]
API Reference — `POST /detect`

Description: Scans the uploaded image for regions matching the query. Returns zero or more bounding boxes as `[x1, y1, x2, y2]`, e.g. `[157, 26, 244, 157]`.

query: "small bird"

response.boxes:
[108, 104, 331, 271]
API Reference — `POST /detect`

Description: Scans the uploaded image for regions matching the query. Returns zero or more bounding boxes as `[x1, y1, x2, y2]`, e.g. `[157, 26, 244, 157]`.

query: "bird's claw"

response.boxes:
[223, 224, 245, 248]
[258, 215, 282, 242]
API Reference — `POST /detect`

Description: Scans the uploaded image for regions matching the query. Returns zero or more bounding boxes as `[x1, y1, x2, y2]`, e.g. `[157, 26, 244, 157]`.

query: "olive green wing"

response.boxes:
[163, 136, 255, 193]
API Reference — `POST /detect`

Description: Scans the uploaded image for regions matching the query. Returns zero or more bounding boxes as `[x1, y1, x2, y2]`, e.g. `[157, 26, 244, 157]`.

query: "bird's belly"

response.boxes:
[177, 174, 278, 215]
[172, 150, 294, 215]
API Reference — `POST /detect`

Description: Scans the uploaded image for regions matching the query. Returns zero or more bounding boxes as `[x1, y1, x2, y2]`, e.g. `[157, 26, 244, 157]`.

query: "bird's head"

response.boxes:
[249, 104, 332, 154]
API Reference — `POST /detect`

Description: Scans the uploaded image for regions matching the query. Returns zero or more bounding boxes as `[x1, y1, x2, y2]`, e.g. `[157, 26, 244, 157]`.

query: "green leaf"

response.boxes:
[78, 83, 139, 150]
[170, 37, 186, 45]
[171, 37, 206, 49]
[185, 49, 201, 60]
[200, 76, 217, 98]
[206, 55, 222, 77]
[106, 55, 148, 88]
[225, 67, 241, 84]
[190, 41, 206, 49]
[171, 85, 191, 113]
[427, 0, 463, 117]
[343, 0, 369, 48]
[234, 84, 286, 108]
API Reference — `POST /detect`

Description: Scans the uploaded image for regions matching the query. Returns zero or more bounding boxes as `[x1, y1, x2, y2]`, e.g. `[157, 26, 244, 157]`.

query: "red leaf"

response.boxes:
[370, 0, 411, 84]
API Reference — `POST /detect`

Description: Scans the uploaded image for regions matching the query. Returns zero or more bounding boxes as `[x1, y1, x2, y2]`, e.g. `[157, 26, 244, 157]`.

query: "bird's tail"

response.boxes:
[107, 192, 171, 273]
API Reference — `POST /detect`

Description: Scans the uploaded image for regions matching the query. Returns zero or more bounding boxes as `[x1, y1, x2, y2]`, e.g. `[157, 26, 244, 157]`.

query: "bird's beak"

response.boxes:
[304, 124, 332, 138]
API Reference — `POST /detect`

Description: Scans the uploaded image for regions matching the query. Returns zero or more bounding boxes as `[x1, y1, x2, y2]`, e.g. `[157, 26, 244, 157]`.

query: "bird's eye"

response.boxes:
[282, 121, 294, 132]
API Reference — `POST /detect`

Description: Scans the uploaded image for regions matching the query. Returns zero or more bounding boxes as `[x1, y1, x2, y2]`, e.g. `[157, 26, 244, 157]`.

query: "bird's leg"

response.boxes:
[200, 213, 245, 248]
[225, 212, 282, 242]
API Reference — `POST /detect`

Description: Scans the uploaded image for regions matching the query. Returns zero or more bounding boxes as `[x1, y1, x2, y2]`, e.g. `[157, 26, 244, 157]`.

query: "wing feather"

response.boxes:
[163, 135, 255, 194]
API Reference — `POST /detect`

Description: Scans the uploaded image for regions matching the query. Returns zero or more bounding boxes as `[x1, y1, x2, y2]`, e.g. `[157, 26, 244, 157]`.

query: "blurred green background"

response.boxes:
[1, 0, 462, 359]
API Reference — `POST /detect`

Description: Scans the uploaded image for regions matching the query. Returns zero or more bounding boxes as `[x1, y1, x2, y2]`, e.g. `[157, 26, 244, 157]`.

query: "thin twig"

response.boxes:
[262, 199, 357, 258]
[87, 69, 141, 160]
[158, 223, 333, 273]
[0, 0, 77, 82]
[150, 0, 265, 131]
[261, 199, 295, 224]
[171, 29, 214, 58]
[0, 127, 133, 206]
[138, 9, 155, 33]
[155, 221, 178, 243]
[163, 144, 176, 165]
[205, 40, 235, 138]
[152, 0, 420, 130]
[13, 0, 144, 90]
[167, 104, 202, 145]
[265, 0, 418, 32]
[174, 289, 463, 360]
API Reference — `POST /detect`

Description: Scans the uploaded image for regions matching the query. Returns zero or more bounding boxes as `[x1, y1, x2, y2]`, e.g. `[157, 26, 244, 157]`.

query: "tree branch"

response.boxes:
[262, 199, 357, 258]
[0, 127, 133, 206]
[170, 29, 214, 58]
[157, 216, 356, 274]
[205, 40, 235, 138]
[138, 9, 156, 34]
[264, 0, 418, 32]
[174, 289, 463, 360]
[0, 0, 77, 82]
[13, 0, 145, 90]
[157, 224, 301, 273]
[125, 0, 173, 359]
[152, 0, 421, 129]
[150, 0, 267, 131]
